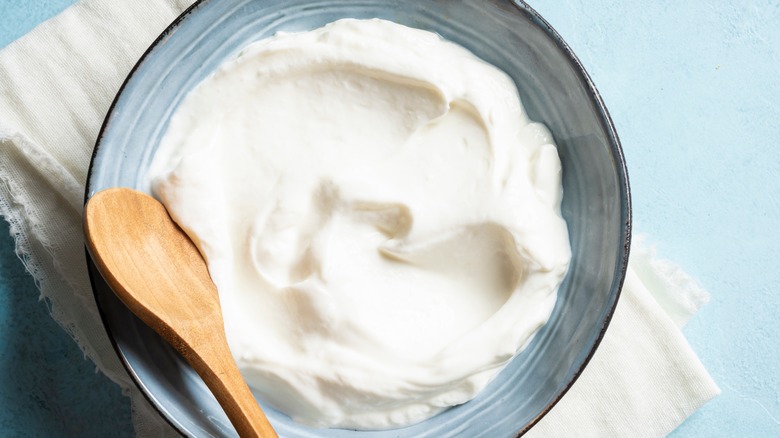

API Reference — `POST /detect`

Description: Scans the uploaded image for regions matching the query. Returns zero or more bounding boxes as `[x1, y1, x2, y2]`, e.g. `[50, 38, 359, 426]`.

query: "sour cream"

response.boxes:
[148, 18, 571, 429]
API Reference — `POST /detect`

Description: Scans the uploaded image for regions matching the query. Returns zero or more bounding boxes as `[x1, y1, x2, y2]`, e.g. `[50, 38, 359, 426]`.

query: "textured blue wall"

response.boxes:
[528, 2, 780, 435]
[0, 224, 132, 435]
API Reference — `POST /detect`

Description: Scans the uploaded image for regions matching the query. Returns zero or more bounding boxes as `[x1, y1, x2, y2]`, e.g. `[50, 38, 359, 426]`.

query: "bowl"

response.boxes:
[85, 0, 631, 436]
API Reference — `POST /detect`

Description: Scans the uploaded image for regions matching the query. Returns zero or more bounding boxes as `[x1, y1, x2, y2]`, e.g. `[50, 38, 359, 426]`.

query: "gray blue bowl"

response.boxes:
[85, 0, 631, 436]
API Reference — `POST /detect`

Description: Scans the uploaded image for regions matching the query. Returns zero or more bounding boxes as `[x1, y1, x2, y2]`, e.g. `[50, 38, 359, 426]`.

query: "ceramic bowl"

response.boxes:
[85, 0, 631, 436]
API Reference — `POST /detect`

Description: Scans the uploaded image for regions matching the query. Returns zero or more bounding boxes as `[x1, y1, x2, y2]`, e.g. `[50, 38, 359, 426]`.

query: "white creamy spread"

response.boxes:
[148, 18, 571, 429]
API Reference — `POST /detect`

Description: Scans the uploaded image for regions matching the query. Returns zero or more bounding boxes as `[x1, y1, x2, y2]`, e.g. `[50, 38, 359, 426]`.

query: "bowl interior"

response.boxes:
[86, 0, 630, 436]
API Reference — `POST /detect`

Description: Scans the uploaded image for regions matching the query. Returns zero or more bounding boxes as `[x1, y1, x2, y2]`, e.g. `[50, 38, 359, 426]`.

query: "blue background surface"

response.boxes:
[0, 1, 778, 436]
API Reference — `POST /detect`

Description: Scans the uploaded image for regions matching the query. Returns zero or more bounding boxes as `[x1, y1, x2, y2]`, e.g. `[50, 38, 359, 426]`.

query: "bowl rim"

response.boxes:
[84, 1, 632, 436]
[507, 1, 632, 435]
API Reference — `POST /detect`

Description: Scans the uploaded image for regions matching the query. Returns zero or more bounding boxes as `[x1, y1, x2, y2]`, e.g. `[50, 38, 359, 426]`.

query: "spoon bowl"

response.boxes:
[84, 187, 278, 438]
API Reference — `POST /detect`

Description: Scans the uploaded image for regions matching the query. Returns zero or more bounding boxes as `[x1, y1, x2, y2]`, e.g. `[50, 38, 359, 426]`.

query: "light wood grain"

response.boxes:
[84, 187, 277, 438]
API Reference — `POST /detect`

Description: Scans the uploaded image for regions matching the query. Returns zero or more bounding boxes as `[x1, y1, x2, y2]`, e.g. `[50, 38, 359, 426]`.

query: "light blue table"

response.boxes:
[1, 1, 777, 436]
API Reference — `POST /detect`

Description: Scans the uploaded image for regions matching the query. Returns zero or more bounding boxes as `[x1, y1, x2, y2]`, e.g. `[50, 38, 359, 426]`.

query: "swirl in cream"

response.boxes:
[148, 18, 571, 429]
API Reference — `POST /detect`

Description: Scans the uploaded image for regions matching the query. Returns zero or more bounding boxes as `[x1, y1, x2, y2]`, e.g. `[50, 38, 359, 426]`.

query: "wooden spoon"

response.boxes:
[84, 187, 277, 438]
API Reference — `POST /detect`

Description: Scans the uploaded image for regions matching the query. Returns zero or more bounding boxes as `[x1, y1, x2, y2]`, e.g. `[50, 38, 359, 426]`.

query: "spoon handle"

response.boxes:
[183, 332, 278, 438]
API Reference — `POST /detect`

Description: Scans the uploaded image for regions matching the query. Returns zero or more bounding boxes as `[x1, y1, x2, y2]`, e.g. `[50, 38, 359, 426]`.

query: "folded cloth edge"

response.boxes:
[0, 126, 182, 437]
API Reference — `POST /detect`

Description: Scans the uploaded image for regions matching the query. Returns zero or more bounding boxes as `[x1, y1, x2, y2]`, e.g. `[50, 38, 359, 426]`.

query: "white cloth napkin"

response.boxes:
[0, 0, 719, 436]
